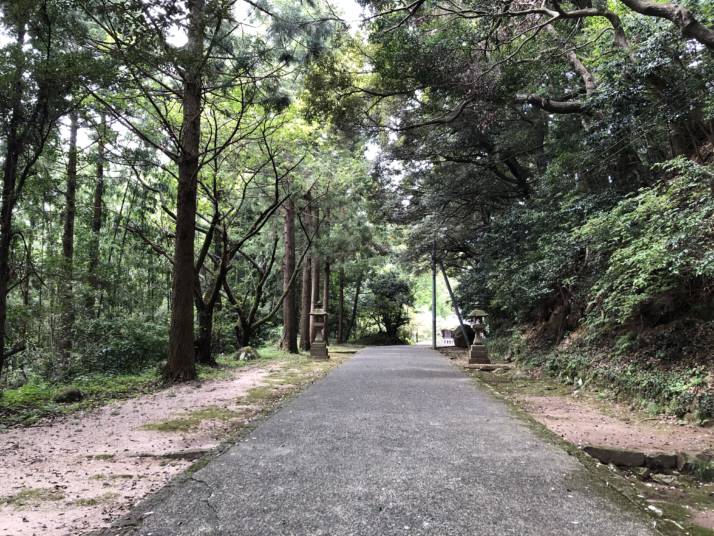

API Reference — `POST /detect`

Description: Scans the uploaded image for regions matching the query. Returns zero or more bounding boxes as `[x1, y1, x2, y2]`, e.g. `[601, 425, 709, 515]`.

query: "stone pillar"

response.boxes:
[468, 315, 491, 365]
[309, 307, 329, 360]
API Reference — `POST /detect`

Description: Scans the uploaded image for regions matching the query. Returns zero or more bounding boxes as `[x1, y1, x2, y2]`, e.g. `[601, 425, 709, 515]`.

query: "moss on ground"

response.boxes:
[90, 473, 133, 481]
[142, 406, 240, 432]
[142, 351, 355, 431]
[86, 453, 115, 461]
[1, 487, 65, 507]
[0, 346, 302, 428]
[71, 492, 119, 507]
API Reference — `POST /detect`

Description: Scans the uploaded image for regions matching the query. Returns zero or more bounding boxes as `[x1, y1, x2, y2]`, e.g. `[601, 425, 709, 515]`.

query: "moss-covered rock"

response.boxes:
[236, 347, 261, 361]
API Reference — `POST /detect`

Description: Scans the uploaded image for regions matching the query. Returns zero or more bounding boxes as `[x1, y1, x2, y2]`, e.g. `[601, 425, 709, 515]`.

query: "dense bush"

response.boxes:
[361, 270, 414, 340]
[579, 159, 714, 328]
[73, 317, 167, 375]
[470, 160, 714, 420]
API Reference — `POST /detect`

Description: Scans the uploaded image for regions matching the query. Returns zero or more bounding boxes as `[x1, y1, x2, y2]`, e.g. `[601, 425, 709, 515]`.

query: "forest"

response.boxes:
[0, 0, 712, 422]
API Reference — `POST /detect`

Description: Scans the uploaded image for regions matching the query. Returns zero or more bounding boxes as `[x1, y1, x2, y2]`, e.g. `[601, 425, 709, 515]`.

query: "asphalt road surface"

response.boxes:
[107, 345, 656, 536]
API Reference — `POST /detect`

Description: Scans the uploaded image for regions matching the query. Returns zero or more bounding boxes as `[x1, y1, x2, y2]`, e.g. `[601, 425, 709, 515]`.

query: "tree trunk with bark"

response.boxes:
[322, 258, 330, 343]
[58, 111, 79, 374]
[619, 0, 714, 49]
[299, 257, 311, 351]
[280, 200, 298, 353]
[0, 25, 27, 381]
[86, 115, 105, 313]
[309, 204, 321, 343]
[337, 267, 345, 343]
[345, 275, 362, 342]
[165, 0, 204, 382]
[195, 304, 215, 365]
[234, 315, 253, 349]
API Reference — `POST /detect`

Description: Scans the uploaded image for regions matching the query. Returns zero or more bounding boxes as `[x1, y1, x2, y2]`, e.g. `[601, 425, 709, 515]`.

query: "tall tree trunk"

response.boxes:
[234, 317, 252, 349]
[309, 205, 320, 342]
[0, 26, 26, 381]
[86, 114, 105, 313]
[322, 258, 330, 343]
[299, 257, 311, 351]
[165, 0, 204, 382]
[337, 267, 345, 343]
[58, 111, 79, 375]
[280, 200, 298, 353]
[345, 276, 362, 342]
[19, 218, 33, 352]
[195, 305, 216, 366]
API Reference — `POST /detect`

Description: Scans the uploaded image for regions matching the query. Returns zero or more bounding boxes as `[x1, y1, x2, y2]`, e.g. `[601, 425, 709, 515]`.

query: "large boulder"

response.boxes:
[236, 346, 261, 361]
[453, 325, 475, 348]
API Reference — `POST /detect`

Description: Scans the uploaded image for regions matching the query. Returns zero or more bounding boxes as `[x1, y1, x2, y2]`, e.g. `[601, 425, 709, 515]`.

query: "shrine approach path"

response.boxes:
[103, 345, 655, 536]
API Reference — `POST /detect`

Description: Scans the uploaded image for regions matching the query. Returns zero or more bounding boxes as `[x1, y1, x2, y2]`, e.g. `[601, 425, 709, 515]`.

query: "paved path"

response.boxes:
[114, 346, 655, 536]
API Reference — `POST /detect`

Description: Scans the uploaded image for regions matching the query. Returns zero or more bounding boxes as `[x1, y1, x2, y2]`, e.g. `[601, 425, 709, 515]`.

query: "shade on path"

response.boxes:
[106, 345, 655, 536]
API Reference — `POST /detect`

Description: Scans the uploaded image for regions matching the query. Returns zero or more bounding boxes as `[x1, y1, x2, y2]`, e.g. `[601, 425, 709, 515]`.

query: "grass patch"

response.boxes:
[71, 492, 119, 507]
[90, 473, 133, 481]
[86, 453, 115, 461]
[243, 386, 280, 404]
[142, 405, 239, 432]
[0, 370, 158, 428]
[1, 487, 65, 507]
[241, 352, 351, 404]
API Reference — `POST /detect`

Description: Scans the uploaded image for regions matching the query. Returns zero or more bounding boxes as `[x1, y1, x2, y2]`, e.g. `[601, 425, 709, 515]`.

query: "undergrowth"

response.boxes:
[488, 330, 714, 421]
[0, 347, 298, 428]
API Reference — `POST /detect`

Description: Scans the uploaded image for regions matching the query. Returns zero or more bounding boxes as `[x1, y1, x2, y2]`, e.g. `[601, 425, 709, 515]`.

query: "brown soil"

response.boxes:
[442, 345, 714, 455]
[694, 510, 714, 530]
[522, 395, 714, 454]
[0, 362, 286, 536]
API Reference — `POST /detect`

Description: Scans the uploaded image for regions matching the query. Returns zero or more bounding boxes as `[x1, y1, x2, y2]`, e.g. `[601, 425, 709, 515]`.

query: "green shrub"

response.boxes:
[73, 317, 167, 375]
[501, 332, 713, 420]
[579, 158, 714, 327]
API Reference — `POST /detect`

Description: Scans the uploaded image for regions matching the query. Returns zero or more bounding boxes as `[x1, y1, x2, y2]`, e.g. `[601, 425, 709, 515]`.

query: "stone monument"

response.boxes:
[467, 308, 490, 364]
[309, 306, 329, 360]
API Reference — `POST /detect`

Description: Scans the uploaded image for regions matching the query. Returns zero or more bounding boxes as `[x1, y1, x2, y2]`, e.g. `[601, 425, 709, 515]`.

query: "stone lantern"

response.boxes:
[309, 307, 329, 360]
[466, 308, 490, 364]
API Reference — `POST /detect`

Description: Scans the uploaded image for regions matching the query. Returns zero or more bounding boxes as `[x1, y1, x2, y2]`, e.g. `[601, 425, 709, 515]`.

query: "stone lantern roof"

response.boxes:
[467, 308, 488, 318]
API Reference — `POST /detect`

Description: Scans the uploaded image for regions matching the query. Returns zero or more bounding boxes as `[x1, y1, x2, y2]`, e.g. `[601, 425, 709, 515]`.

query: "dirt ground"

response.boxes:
[0, 358, 320, 536]
[439, 347, 714, 534]
[521, 394, 714, 454]
[438, 346, 714, 455]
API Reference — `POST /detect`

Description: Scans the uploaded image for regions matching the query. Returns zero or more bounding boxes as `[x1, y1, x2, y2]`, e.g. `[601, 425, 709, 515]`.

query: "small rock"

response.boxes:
[676, 451, 713, 473]
[647, 505, 663, 516]
[632, 467, 652, 481]
[53, 388, 84, 404]
[651, 473, 679, 486]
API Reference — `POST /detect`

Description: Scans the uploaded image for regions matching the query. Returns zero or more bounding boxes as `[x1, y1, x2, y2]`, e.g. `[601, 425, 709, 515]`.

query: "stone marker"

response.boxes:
[467, 308, 491, 365]
[309, 307, 329, 360]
